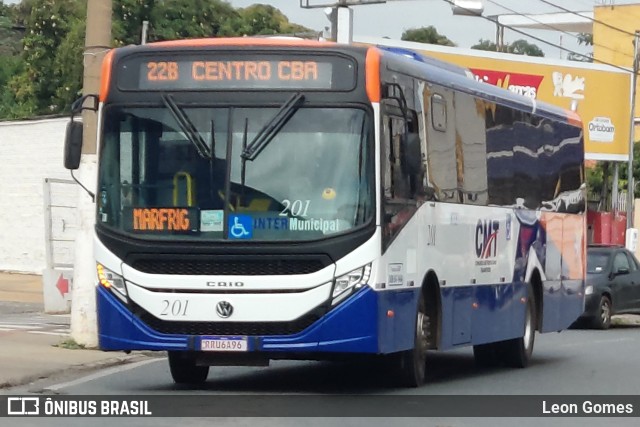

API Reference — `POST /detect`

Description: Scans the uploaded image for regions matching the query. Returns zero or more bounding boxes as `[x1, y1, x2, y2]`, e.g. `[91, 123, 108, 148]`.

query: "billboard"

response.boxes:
[358, 37, 632, 161]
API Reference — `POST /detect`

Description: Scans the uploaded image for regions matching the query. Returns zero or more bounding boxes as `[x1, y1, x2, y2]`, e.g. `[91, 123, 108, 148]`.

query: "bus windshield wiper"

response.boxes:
[162, 94, 211, 159]
[241, 92, 305, 161]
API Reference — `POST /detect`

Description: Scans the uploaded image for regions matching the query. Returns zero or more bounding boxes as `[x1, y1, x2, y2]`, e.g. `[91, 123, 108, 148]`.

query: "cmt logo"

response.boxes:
[475, 219, 500, 259]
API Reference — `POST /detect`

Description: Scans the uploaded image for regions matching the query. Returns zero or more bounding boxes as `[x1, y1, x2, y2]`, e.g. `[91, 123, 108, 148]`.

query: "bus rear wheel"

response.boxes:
[168, 351, 209, 384]
[396, 293, 430, 387]
[500, 285, 536, 368]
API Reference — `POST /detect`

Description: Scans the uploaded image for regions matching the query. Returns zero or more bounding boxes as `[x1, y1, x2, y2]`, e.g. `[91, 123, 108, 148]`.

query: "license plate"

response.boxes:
[200, 336, 248, 352]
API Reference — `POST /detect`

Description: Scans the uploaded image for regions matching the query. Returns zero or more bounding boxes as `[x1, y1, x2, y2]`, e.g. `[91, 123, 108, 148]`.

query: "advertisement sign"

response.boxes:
[358, 37, 632, 161]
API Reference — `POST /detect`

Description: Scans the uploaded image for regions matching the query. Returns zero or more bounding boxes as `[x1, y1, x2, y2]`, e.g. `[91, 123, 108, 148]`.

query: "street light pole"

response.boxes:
[626, 30, 639, 230]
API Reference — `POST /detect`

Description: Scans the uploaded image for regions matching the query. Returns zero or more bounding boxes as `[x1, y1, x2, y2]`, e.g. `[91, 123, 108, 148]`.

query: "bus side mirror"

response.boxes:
[402, 132, 422, 176]
[64, 121, 83, 170]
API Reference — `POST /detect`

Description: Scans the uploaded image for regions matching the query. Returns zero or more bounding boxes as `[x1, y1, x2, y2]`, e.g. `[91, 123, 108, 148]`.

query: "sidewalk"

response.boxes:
[0, 272, 144, 390]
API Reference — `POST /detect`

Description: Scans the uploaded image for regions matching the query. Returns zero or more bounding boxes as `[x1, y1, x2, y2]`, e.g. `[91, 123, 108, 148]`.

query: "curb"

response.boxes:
[0, 353, 154, 391]
[611, 315, 640, 326]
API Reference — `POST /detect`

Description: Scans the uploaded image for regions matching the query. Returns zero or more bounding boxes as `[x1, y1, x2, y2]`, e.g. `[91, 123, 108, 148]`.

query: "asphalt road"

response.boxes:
[4, 324, 640, 427]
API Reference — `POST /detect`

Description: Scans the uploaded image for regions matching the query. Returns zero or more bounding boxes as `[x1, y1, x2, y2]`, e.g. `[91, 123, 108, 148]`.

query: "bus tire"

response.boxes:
[168, 351, 209, 384]
[396, 292, 430, 387]
[500, 284, 536, 368]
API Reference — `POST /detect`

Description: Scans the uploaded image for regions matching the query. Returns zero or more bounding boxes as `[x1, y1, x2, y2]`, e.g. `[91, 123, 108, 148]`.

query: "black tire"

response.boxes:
[591, 295, 612, 330]
[500, 285, 536, 368]
[168, 351, 209, 384]
[395, 293, 430, 387]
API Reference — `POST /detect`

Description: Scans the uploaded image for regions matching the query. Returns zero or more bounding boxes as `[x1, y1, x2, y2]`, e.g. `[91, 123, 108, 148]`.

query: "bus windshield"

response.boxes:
[97, 105, 373, 242]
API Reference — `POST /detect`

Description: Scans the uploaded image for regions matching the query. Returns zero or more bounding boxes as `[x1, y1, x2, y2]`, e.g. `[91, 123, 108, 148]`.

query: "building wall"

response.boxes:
[593, 4, 639, 139]
[0, 117, 76, 273]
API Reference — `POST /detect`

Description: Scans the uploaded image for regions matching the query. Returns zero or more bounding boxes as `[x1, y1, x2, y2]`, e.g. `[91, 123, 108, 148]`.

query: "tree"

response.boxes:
[146, 0, 240, 42]
[0, 0, 311, 119]
[509, 39, 544, 57]
[112, 0, 156, 46]
[567, 32, 593, 63]
[147, 1, 311, 42]
[235, 4, 311, 36]
[0, 0, 24, 117]
[3, 0, 85, 117]
[401, 26, 456, 46]
[470, 38, 497, 52]
[471, 38, 544, 57]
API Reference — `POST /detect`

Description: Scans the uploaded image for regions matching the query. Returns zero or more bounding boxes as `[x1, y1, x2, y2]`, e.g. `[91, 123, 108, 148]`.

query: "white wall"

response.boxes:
[0, 117, 76, 273]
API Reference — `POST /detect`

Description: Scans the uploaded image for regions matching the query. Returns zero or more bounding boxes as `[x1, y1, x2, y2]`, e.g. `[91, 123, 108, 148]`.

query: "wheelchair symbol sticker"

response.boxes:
[228, 214, 253, 239]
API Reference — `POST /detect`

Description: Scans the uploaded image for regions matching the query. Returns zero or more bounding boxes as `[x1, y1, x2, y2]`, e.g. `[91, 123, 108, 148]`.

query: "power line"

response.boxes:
[439, 0, 636, 75]
[536, 0, 637, 38]
[485, 0, 633, 60]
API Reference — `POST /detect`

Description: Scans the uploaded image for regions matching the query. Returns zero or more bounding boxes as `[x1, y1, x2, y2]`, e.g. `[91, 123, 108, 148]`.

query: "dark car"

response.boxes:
[576, 244, 640, 329]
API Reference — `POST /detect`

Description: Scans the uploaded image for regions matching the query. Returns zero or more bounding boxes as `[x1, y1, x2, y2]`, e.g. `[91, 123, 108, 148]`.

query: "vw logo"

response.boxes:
[216, 301, 234, 318]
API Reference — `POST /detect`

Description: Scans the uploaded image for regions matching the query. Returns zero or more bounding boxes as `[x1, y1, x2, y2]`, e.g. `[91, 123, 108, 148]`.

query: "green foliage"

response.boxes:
[112, 0, 154, 46]
[577, 33, 593, 46]
[567, 33, 593, 63]
[147, 0, 240, 41]
[1, 0, 85, 118]
[588, 143, 640, 206]
[234, 4, 310, 36]
[401, 26, 456, 46]
[54, 338, 86, 350]
[509, 39, 544, 57]
[471, 38, 544, 57]
[52, 16, 85, 111]
[618, 143, 640, 198]
[470, 38, 497, 51]
[0, 0, 311, 120]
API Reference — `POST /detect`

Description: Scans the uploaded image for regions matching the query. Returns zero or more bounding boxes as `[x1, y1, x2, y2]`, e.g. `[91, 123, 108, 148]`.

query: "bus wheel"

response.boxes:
[501, 285, 536, 368]
[168, 351, 209, 384]
[396, 293, 430, 387]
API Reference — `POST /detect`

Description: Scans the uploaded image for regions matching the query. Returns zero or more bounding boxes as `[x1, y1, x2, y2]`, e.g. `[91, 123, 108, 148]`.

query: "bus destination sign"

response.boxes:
[118, 54, 356, 91]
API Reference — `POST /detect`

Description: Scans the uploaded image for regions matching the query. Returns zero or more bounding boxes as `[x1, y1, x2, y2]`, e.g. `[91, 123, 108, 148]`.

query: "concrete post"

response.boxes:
[71, 0, 112, 347]
[336, 6, 353, 44]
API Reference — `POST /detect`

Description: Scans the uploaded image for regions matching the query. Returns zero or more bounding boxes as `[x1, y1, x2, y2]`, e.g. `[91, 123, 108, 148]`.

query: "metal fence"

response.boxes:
[588, 190, 627, 212]
[43, 178, 78, 269]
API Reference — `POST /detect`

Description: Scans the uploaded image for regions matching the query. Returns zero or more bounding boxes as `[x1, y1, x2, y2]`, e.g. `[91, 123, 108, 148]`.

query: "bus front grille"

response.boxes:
[130, 257, 327, 276]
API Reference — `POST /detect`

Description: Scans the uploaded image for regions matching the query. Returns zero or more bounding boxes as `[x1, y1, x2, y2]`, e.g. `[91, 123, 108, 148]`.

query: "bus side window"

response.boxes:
[382, 114, 422, 247]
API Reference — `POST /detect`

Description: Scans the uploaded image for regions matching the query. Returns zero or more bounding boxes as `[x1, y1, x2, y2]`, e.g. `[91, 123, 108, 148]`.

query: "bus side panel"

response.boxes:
[437, 283, 526, 350]
[541, 212, 586, 332]
[376, 288, 420, 354]
[470, 282, 525, 346]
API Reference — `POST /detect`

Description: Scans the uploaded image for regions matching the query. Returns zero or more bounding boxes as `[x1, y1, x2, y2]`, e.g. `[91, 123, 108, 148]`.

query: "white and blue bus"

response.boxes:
[64, 38, 586, 387]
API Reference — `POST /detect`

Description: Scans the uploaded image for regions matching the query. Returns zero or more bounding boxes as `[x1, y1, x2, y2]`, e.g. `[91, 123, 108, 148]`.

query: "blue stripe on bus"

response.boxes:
[97, 280, 583, 353]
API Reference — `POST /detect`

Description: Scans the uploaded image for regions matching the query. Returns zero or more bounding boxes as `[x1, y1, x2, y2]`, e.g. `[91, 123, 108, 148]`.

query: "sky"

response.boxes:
[5, 0, 640, 58]
[224, 0, 634, 58]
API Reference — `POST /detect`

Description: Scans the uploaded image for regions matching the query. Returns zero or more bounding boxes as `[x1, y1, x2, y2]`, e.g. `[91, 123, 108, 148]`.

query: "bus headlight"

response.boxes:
[331, 263, 371, 305]
[97, 263, 127, 300]
[585, 285, 594, 296]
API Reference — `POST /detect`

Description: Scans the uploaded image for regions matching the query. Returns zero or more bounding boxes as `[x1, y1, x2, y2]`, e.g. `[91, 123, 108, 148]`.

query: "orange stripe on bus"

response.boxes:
[99, 49, 115, 102]
[149, 38, 335, 48]
[365, 47, 381, 103]
[566, 110, 582, 127]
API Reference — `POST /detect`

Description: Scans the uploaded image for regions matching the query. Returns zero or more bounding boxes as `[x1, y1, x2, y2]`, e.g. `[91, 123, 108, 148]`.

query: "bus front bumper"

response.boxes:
[97, 285, 419, 355]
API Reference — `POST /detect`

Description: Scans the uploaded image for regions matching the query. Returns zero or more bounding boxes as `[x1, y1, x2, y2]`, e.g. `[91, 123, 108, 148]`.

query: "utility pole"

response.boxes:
[71, 0, 112, 347]
[626, 30, 639, 231]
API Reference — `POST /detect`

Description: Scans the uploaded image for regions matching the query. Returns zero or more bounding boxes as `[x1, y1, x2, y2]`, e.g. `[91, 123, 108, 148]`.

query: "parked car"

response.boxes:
[575, 244, 640, 329]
